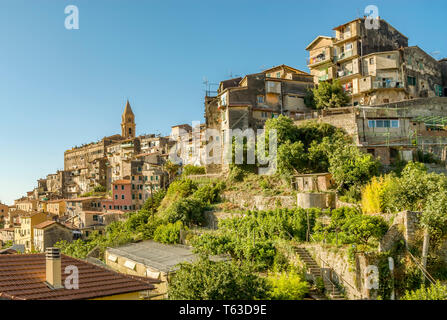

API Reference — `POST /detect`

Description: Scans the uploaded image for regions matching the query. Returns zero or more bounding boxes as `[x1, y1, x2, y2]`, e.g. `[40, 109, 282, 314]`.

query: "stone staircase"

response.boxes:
[295, 247, 345, 300]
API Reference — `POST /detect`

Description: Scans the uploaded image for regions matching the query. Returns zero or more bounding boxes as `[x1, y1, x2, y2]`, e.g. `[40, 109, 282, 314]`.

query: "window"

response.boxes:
[368, 119, 399, 128]
[407, 76, 416, 86]
[93, 215, 98, 221]
[257, 95, 265, 104]
[121, 195, 125, 200]
[121, 185, 124, 190]
[369, 58, 374, 65]
[132, 184, 135, 190]
[115, 195, 118, 200]
[114, 185, 118, 190]
[139, 194, 142, 200]
[132, 194, 135, 200]
[276, 72, 281, 78]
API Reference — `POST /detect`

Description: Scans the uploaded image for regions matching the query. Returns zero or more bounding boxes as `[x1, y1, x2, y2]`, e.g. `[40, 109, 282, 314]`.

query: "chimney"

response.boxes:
[45, 247, 63, 289]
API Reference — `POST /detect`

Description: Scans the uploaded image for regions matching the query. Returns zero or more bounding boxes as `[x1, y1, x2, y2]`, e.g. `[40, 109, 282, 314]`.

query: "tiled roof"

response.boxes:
[0, 254, 159, 300]
[33, 221, 61, 229]
[112, 179, 131, 185]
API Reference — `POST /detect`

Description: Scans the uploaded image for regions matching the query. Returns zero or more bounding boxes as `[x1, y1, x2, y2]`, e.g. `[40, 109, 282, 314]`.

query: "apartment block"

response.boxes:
[306, 17, 444, 107]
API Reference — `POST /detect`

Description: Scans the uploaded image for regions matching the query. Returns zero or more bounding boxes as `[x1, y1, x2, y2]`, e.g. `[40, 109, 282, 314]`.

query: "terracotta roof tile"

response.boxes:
[0, 254, 159, 300]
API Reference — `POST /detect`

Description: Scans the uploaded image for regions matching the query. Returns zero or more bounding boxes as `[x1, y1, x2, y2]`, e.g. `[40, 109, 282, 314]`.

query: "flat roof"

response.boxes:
[107, 240, 198, 273]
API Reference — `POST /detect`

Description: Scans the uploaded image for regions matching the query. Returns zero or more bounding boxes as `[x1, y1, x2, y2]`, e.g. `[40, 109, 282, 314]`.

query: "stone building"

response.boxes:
[0, 203, 8, 220]
[46, 199, 67, 217]
[14, 198, 38, 212]
[33, 221, 75, 253]
[0, 228, 14, 246]
[306, 17, 445, 106]
[13, 211, 53, 252]
[295, 97, 447, 165]
[204, 65, 314, 173]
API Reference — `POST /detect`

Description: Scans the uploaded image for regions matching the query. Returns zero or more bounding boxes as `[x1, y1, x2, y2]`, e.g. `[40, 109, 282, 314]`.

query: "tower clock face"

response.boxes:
[128, 118, 132, 122]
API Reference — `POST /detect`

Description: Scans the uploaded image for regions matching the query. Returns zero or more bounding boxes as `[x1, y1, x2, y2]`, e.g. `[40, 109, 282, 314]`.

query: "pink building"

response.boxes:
[110, 180, 134, 211]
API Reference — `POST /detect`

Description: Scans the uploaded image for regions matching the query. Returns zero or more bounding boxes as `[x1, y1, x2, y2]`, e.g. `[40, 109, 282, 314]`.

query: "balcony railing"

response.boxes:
[318, 74, 329, 82]
[334, 49, 353, 62]
[373, 80, 403, 89]
[337, 69, 353, 78]
[337, 31, 352, 41]
[307, 54, 328, 66]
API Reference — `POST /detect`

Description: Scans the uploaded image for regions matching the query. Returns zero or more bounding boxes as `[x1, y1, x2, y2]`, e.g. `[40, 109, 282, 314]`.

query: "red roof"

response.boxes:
[33, 221, 59, 229]
[0, 254, 159, 300]
[112, 179, 131, 185]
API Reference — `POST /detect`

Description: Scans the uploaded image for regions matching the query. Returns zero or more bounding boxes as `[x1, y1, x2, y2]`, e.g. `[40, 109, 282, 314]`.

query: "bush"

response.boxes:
[228, 166, 246, 182]
[164, 198, 206, 226]
[183, 165, 206, 176]
[153, 221, 185, 244]
[168, 258, 270, 300]
[267, 272, 309, 300]
[93, 185, 106, 192]
[402, 281, 447, 300]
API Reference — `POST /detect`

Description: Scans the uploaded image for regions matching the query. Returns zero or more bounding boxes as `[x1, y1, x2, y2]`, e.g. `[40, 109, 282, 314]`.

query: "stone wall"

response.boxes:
[222, 192, 296, 211]
[303, 243, 370, 299]
[379, 211, 421, 252]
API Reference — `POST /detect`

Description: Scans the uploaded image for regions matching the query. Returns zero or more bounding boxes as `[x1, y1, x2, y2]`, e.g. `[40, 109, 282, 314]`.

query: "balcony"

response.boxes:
[336, 31, 352, 42]
[318, 74, 329, 82]
[337, 69, 353, 78]
[373, 80, 404, 89]
[334, 50, 353, 62]
[307, 53, 329, 66]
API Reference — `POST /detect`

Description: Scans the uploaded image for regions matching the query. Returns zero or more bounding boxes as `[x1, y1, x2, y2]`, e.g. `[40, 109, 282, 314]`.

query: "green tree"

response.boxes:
[328, 144, 380, 192]
[343, 215, 388, 245]
[168, 258, 270, 300]
[313, 80, 350, 109]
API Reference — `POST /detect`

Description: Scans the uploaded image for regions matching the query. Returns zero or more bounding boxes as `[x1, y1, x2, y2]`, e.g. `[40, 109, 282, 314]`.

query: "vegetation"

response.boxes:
[267, 272, 309, 300]
[402, 281, 447, 300]
[182, 165, 206, 176]
[168, 258, 270, 300]
[310, 80, 350, 110]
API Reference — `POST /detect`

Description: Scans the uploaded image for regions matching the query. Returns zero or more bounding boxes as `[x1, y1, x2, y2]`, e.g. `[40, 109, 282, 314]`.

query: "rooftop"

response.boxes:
[107, 240, 198, 273]
[0, 253, 159, 300]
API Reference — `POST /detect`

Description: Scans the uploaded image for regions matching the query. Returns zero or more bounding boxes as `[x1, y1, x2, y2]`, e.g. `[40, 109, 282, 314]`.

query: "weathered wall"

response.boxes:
[303, 243, 370, 299]
[222, 192, 296, 211]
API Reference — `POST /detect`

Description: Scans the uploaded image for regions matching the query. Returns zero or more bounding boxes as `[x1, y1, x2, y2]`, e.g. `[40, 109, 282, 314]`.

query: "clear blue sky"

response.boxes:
[0, 0, 446, 204]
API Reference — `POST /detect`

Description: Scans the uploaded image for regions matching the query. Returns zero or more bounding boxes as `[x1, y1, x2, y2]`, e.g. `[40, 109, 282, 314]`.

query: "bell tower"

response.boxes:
[121, 100, 136, 139]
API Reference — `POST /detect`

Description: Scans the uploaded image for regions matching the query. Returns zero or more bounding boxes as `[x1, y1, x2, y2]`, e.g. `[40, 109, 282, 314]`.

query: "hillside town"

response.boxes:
[2, 16, 447, 301]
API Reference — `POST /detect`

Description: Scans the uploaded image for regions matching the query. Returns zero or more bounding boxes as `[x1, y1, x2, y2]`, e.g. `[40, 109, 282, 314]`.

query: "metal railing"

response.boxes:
[406, 249, 436, 285]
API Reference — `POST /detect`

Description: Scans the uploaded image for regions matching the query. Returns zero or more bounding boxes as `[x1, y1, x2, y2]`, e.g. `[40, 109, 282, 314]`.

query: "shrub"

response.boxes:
[267, 272, 309, 300]
[153, 221, 185, 244]
[183, 165, 206, 176]
[164, 198, 206, 226]
[402, 281, 447, 300]
[168, 258, 270, 300]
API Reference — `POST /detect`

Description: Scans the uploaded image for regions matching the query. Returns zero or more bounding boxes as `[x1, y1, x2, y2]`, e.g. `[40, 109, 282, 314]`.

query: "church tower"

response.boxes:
[121, 100, 136, 139]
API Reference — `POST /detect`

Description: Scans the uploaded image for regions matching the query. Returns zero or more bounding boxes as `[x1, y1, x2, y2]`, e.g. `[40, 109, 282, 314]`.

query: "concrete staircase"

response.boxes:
[295, 247, 345, 300]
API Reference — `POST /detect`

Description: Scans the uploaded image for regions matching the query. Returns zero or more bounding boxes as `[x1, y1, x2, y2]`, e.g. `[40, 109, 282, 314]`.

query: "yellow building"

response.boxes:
[14, 211, 51, 252]
[46, 199, 66, 217]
